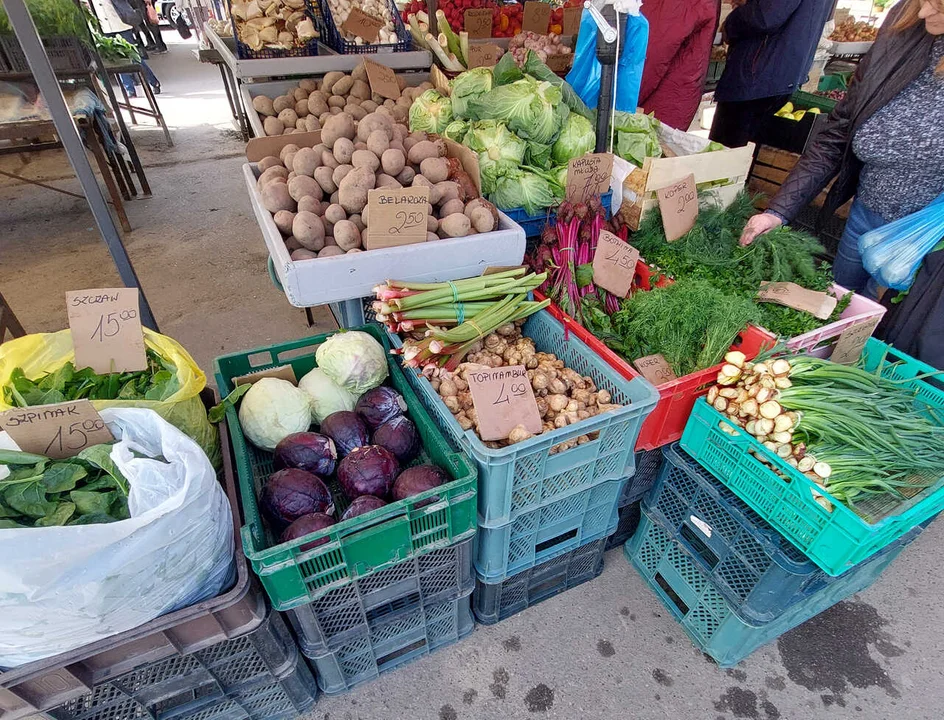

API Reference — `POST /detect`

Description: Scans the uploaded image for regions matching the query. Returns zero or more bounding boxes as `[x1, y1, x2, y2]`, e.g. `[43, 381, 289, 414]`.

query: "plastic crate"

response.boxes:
[474, 477, 625, 582]
[503, 191, 613, 238]
[791, 89, 837, 113]
[307, 593, 474, 694]
[0, 408, 264, 720]
[0, 35, 90, 73]
[778, 284, 885, 357]
[314, 0, 410, 54]
[605, 501, 641, 551]
[227, 3, 320, 59]
[47, 612, 317, 720]
[680, 338, 944, 576]
[214, 325, 477, 611]
[393, 309, 659, 527]
[537, 289, 774, 451]
[617, 448, 665, 506]
[626, 508, 918, 666]
[286, 538, 473, 656]
[473, 538, 605, 624]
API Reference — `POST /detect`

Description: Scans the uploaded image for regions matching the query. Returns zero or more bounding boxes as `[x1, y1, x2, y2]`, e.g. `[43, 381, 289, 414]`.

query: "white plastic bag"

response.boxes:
[0, 408, 234, 667]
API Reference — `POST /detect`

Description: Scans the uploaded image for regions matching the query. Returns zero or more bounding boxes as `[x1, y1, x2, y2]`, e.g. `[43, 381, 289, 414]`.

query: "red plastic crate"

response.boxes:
[535, 261, 774, 451]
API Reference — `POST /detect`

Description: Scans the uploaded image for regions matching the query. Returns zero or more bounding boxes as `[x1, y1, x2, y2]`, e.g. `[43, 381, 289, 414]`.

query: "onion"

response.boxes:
[724, 351, 746, 368]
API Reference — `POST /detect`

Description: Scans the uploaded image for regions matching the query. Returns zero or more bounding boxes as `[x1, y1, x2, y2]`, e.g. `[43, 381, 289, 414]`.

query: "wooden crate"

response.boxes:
[748, 145, 850, 219]
[619, 142, 755, 230]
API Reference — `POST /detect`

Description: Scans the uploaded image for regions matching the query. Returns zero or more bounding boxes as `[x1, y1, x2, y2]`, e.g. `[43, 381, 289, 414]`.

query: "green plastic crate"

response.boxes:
[680, 338, 944, 576]
[791, 89, 836, 113]
[215, 325, 477, 611]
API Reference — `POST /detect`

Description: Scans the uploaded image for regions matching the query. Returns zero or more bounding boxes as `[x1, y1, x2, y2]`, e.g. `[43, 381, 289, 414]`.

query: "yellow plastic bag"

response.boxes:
[0, 329, 221, 468]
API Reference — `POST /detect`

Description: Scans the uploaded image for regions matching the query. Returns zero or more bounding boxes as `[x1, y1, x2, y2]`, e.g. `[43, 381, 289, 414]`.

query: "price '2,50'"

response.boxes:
[389, 211, 425, 234]
[90, 309, 137, 342]
[45, 418, 107, 455]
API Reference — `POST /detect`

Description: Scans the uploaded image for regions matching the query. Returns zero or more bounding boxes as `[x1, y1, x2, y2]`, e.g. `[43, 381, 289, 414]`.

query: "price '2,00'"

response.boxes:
[389, 211, 425, 234]
[90, 309, 137, 342]
[45, 418, 107, 455]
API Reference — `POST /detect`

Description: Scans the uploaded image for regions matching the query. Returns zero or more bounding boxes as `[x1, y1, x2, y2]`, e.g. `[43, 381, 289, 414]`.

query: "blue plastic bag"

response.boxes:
[859, 194, 944, 291]
[565, 7, 648, 114]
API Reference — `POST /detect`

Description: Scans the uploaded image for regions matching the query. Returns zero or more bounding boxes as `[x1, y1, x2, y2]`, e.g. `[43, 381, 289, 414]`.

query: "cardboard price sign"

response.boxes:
[66, 288, 147, 374]
[562, 5, 581, 35]
[566, 153, 613, 203]
[364, 58, 400, 100]
[234, 365, 298, 386]
[341, 7, 384, 43]
[830, 317, 881, 365]
[467, 365, 542, 442]
[545, 53, 573, 73]
[0, 400, 114, 460]
[591, 230, 639, 298]
[468, 43, 501, 69]
[757, 282, 837, 320]
[632, 354, 677, 385]
[365, 187, 430, 248]
[465, 8, 493, 38]
[522, 1, 551, 33]
[656, 174, 699, 242]
[482, 265, 527, 276]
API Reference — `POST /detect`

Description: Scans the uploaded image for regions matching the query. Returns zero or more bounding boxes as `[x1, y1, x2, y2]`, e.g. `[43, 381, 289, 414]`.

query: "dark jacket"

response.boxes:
[768, 1, 937, 223]
[878, 249, 944, 370]
[715, 0, 833, 103]
[639, 0, 719, 130]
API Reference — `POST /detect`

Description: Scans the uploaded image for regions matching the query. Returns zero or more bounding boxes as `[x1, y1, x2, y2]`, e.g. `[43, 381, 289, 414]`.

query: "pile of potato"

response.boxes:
[254, 65, 501, 260]
[230, 0, 318, 52]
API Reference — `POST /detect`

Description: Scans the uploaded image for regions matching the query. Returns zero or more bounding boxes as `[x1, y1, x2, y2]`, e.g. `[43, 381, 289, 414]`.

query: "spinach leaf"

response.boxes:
[0, 519, 29, 529]
[70, 490, 116, 516]
[5, 482, 56, 518]
[69, 513, 118, 526]
[36, 502, 76, 527]
[41, 463, 87, 493]
[78, 445, 129, 495]
[208, 384, 251, 423]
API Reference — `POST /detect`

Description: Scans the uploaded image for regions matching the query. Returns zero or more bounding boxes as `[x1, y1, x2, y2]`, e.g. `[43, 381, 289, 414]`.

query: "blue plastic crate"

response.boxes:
[625, 508, 920, 667]
[394, 309, 659, 528]
[474, 477, 625, 582]
[504, 191, 614, 238]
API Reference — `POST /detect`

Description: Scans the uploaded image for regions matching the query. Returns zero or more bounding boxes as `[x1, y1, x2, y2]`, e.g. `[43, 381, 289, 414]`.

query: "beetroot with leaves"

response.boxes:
[320, 411, 370, 457]
[279, 512, 336, 551]
[337, 445, 399, 501]
[261, 469, 333, 531]
[372, 415, 420, 463]
[274, 432, 337, 476]
[392, 465, 448, 501]
[355, 386, 408, 430]
[340, 495, 387, 521]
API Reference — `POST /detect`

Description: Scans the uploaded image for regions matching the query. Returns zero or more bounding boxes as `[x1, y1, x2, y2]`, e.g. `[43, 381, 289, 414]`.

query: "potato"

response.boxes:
[278, 109, 299, 129]
[273, 210, 295, 235]
[292, 248, 318, 261]
[319, 246, 345, 257]
[293, 211, 326, 251]
[393, 125, 409, 142]
[338, 166, 376, 214]
[289, 175, 323, 202]
[371, 92, 383, 104]
[293, 87, 308, 102]
[345, 104, 368, 121]
[252, 95, 275, 116]
[332, 76, 354, 96]
[321, 71, 345, 94]
[262, 182, 295, 213]
[350, 79, 371, 101]
[349, 213, 365, 232]
[383, 99, 396, 109]
[282, 128, 296, 135]
[295, 118, 307, 130]
[333, 137, 355, 164]
[411, 174, 441, 204]
[314, 166, 338, 194]
[319, 111, 332, 125]
[273, 95, 295, 113]
[333, 164, 354, 186]
[283, 150, 297, 170]
[323, 235, 337, 246]
[294, 99, 310, 117]
[298, 196, 323, 214]
[396, 95, 412, 109]
[285, 235, 302, 252]
[257, 165, 289, 189]
[330, 191, 339, 205]
[420, 157, 449, 184]
[396, 166, 415, 185]
[439, 198, 465, 217]
[357, 113, 394, 142]
[299, 78, 318, 93]
[375, 173, 401, 189]
[391, 106, 408, 124]
[389, 140, 405, 155]
[321, 150, 340, 170]
[328, 95, 347, 108]
[352, 149, 380, 172]
[427, 215, 439, 233]
[304, 115, 321, 132]
[351, 63, 368, 82]
[292, 147, 321, 177]
[376, 105, 394, 119]
[329, 106, 343, 114]
[325, 203, 347, 225]
[308, 94, 329, 117]
[366, 130, 390, 157]
[418, 82, 434, 92]
[360, 100, 378, 113]
[354, 141, 368, 152]
[440, 213, 471, 238]
[321, 113, 356, 149]
[263, 116, 285, 136]
[381, 148, 406, 176]
[426, 231, 439, 242]
[469, 207, 495, 233]
[408, 140, 441, 165]
[434, 181, 460, 205]
[258, 155, 282, 171]
[332, 220, 361, 251]
[360, 206, 369, 225]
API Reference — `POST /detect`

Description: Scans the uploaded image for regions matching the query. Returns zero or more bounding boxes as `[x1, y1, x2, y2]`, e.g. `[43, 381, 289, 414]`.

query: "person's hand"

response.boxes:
[739, 212, 783, 246]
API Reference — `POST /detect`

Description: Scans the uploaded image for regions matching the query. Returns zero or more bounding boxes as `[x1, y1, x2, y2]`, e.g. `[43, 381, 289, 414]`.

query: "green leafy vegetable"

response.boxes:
[521, 51, 593, 120]
[408, 89, 454, 134]
[0, 0, 91, 42]
[208, 383, 251, 423]
[464, 120, 527, 195]
[449, 67, 493, 119]
[552, 113, 595, 165]
[490, 168, 560, 215]
[469, 77, 566, 146]
[612, 111, 662, 167]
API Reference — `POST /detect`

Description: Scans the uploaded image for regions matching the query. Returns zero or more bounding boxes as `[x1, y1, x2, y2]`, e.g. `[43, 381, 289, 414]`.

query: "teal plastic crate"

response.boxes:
[394, 309, 659, 527]
[679, 338, 944, 576]
[626, 508, 918, 666]
[474, 477, 625, 582]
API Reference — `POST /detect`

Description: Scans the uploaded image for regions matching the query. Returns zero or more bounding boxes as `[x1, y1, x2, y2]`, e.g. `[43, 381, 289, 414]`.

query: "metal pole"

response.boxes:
[5, 0, 159, 332]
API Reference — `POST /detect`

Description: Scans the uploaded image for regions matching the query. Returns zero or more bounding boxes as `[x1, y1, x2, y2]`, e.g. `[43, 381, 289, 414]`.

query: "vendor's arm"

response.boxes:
[724, 0, 802, 42]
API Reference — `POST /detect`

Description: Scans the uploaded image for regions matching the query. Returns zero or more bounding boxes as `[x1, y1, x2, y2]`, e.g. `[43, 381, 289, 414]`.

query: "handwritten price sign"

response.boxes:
[341, 7, 384, 42]
[364, 58, 400, 99]
[467, 365, 542, 441]
[465, 8, 493, 38]
[591, 230, 639, 298]
[632, 354, 677, 385]
[756, 282, 837, 320]
[0, 400, 114, 459]
[365, 187, 430, 248]
[566, 153, 613, 203]
[830, 317, 881, 365]
[656, 173, 699, 242]
[468, 43, 501, 68]
[66, 288, 147, 374]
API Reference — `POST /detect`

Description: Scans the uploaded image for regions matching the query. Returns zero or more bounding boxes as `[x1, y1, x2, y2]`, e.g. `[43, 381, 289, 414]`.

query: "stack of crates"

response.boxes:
[396, 311, 660, 624]
[605, 448, 663, 550]
[626, 443, 924, 666]
[215, 327, 480, 696]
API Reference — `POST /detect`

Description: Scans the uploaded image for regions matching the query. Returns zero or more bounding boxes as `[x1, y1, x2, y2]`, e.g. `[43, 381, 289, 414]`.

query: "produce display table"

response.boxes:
[102, 60, 173, 147]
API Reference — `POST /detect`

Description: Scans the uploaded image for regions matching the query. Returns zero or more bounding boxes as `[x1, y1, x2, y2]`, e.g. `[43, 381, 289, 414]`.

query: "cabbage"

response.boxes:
[408, 89, 454, 134]
[450, 67, 493, 119]
[522, 51, 593, 119]
[465, 120, 527, 194]
[552, 113, 595, 165]
[238, 378, 312, 451]
[315, 331, 389, 395]
[443, 119, 471, 143]
[612, 111, 662, 168]
[490, 168, 559, 215]
[525, 141, 552, 168]
[468, 77, 565, 146]
[298, 368, 356, 424]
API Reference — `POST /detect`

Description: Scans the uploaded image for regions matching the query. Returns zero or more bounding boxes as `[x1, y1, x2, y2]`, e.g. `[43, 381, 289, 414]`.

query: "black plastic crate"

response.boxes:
[605, 501, 641, 551]
[0, 35, 90, 73]
[617, 448, 665, 507]
[313, 0, 410, 54]
[473, 539, 606, 624]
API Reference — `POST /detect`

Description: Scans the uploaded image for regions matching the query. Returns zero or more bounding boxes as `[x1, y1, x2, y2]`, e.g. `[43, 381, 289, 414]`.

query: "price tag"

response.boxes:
[466, 365, 542, 442]
[756, 282, 838, 320]
[545, 53, 573, 73]
[482, 265, 527, 276]
[465, 8, 493, 38]
[566, 152, 613, 203]
[364, 186, 430, 249]
[829, 317, 881, 365]
[66, 288, 147, 374]
[592, 230, 639, 298]
[234, 365, 298, 386]
[562, 5, 581, 35]
[0, 400, 114, 460]
[364, 58, 400, 100]
[632, 354, 677, 386]
[341, 7, 384, 43]
[468, 43, 501, 69]
[656, 174, 699, 242]
[522, 1, 551, 34]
